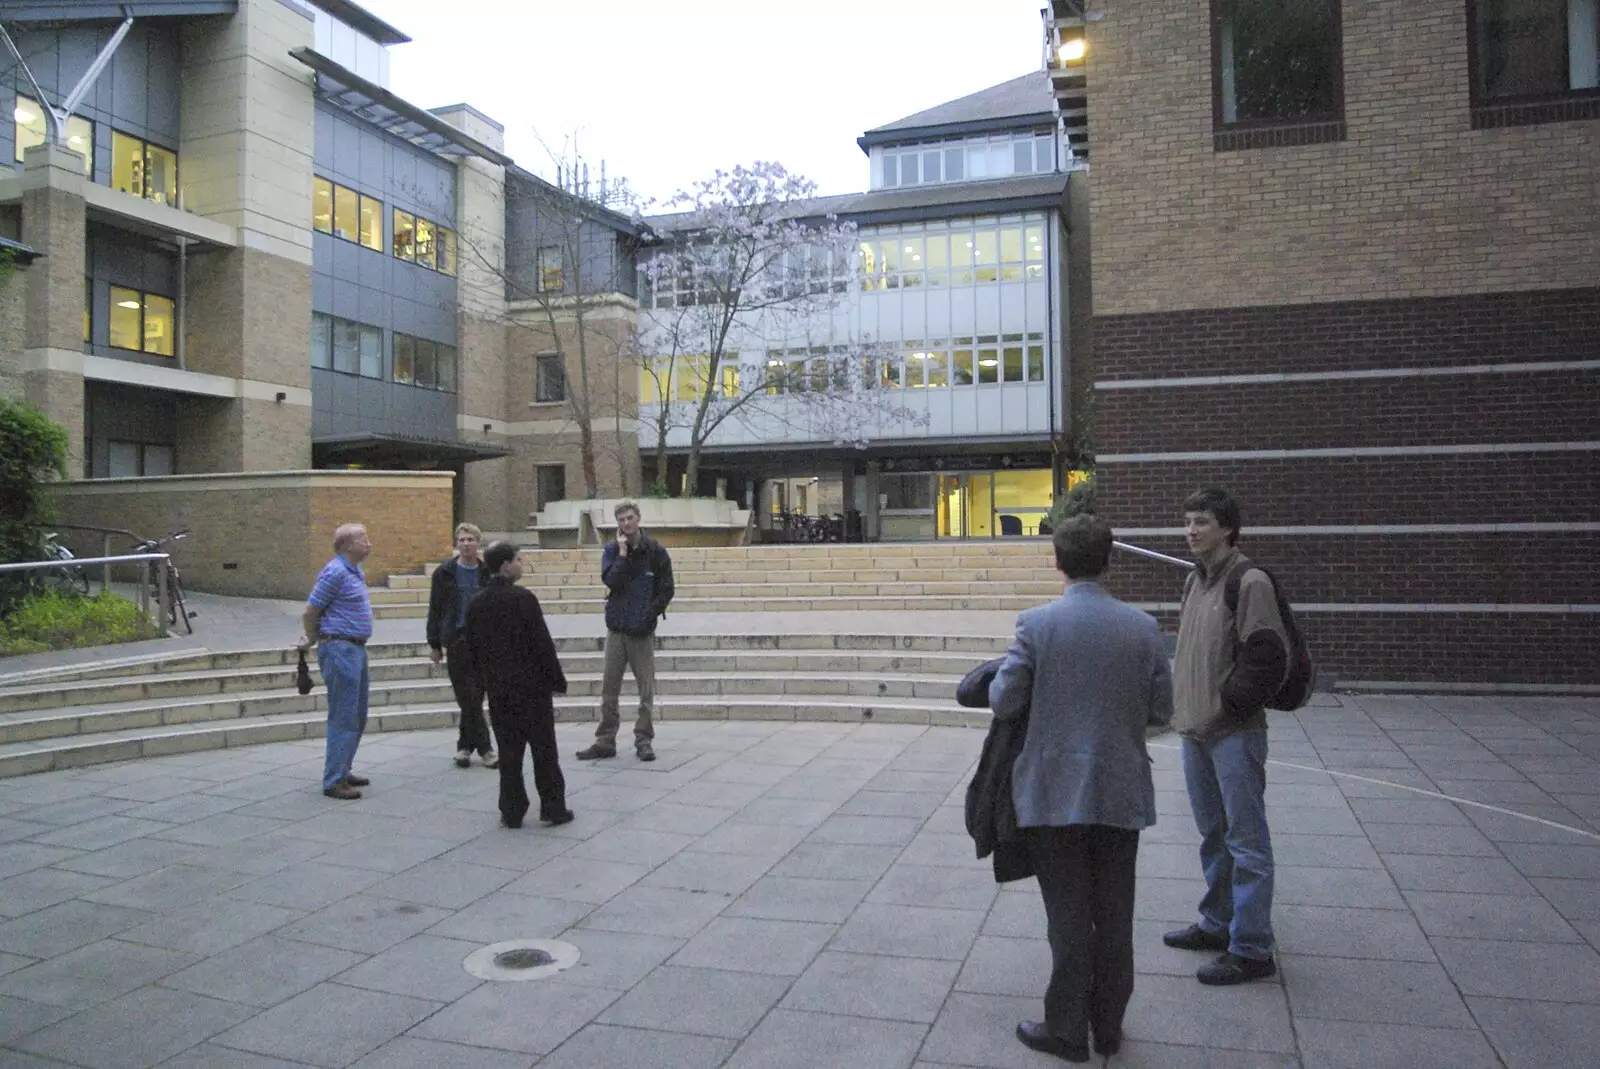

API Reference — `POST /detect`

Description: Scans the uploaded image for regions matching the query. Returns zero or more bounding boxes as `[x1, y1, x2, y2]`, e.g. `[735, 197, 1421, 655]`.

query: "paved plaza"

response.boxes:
[0, 693, 1597, 1069]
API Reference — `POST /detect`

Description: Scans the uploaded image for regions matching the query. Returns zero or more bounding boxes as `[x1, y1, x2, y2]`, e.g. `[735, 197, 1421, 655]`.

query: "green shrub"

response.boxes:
[0, 592, 159, 656]
[1044, 473, 1097, 532]
[0, 398, 70, 612]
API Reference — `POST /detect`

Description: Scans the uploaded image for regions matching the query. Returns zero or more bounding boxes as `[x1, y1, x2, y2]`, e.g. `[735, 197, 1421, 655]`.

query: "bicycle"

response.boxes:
[131, 529, 195, 634]
[40, 532, 90, 597]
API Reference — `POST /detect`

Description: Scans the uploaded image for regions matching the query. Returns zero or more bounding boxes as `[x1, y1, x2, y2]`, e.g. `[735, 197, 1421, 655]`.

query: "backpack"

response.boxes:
[1220, 556, 1317, 711]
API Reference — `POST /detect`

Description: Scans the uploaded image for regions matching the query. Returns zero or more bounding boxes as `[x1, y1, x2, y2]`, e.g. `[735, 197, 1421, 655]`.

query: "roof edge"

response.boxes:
[857, 113, 1057, 154]
[304, 0, 410, 45]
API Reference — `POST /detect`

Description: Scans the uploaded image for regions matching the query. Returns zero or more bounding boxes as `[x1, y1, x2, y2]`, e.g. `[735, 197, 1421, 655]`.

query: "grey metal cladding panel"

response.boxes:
[332, 113, 362, 187]
[330, 276, 360, 322]
[358, 130, 385, 190]
[311, 369, 338, 415]
[110, 33, 149, 135]
[311, 230, 334, 273]
[312, 404, 333, 437]
[330, 238, 361, 291]
[142, 28, 181, 143]
[356, 376, 387, 422]
[357, 283, 385, 329]
[312, 267, 334, 311]
[374, 382, 456, 438]
[357, 244, 386, 290]
[411, 273, 456, 338]
[313, 106, 336, 169]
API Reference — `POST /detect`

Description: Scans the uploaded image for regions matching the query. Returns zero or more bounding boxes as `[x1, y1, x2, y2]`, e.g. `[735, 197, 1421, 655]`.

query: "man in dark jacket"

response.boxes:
[463, 541, 572, 829]
[577, 500, 674, 763]
[426, 522, 496, 770]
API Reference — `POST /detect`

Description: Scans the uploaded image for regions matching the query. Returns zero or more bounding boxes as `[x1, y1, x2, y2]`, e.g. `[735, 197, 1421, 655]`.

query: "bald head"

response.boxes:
[333, 523, 371, 562]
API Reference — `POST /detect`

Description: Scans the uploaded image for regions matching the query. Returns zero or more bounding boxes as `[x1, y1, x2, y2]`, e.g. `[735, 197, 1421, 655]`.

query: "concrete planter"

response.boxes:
[529, 497, 753, 548]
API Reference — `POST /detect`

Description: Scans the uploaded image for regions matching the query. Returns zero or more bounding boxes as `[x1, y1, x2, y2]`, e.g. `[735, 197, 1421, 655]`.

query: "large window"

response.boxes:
[13, 96, 93, 176]
[877, 131, 1056, 189]
[1471, 0, 1600, 124]
[107, 441, 174, 478]
[535, 352, 566, 403]
[860, 223, 1044, 292]
[312, 177, 382, 251]
[393, 207, 456, 276]
[310, 312, 381, 378]
[536, 464, 567, 509]
[1211, 0, 1344, 150]
[111, 130, 178, 205]
[392, 331, 457, 392]
[108, 287, 175, 356]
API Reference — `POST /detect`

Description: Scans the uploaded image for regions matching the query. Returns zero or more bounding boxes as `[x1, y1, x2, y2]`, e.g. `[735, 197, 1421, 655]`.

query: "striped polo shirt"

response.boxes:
[308, 555, 374, 640]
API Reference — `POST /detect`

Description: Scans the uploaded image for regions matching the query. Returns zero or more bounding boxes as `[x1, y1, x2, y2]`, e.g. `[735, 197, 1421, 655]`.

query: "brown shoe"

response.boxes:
[323, 783, 361, 800]
[343, 773, 370, 787]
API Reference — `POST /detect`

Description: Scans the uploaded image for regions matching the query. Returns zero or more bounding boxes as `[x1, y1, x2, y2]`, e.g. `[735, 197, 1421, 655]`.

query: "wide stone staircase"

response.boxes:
[368, 542, 1061, 619]
[0, 633, 1008, 778]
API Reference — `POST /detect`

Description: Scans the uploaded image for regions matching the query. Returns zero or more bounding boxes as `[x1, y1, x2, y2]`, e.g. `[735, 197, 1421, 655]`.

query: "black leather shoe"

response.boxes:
[1014, 1022, 1089, 1063]
[1197, 952, 1277, 986]
[1092, 1027, 1121, 1058]
[499, 814, 522, 829]
[635, 741, 656, 762]
[343, 773, 370, 787]
[1163, 922, 1229, 952]
[576, 744, 616, 761]
[540, 809, 575, 826]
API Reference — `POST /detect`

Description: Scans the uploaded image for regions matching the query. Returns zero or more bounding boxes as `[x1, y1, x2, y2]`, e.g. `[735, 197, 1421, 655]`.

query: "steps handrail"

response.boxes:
[1112, 540, 1192, 572]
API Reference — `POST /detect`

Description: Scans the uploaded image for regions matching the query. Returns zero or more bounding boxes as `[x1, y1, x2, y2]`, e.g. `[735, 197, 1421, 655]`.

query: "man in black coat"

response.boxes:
[426, 522, 496, 770]
[463, 541, 572, 829]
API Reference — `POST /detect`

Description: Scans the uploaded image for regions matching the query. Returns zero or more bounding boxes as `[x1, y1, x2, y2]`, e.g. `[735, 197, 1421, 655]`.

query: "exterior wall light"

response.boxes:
[1059, 37, 1086, 64]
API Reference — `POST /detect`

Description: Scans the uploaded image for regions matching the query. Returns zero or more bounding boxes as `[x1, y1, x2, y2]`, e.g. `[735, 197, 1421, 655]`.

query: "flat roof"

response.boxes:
[0, 2, 236, 19]
[292, 47, 512, 166]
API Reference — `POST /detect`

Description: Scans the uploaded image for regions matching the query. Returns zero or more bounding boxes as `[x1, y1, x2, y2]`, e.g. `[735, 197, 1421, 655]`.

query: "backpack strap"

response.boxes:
[1221, 554, 1255, 617]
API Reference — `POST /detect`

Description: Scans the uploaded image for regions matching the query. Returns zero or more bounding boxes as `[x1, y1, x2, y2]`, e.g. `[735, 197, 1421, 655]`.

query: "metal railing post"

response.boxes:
[100, 533, 112, 595]
[155, 556, 171, 638]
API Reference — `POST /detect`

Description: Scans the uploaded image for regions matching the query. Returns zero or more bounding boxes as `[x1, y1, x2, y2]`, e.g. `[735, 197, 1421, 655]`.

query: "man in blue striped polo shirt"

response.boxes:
[300, 523, 376, 800]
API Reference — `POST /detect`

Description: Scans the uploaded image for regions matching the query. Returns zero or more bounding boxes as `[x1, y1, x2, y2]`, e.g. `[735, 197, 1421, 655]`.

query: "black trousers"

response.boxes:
[1022, 824, 1141, 1049]
[487, 690, 566, 824]
[446, 636, 493, 755]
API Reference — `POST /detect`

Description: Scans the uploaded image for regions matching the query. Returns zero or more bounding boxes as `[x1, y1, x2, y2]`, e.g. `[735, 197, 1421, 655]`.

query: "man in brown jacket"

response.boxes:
[1163, 487, 1288, 986]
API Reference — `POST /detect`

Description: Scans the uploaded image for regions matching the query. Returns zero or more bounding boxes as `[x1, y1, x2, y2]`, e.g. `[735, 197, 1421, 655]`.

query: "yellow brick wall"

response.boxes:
[50, 471, 453, 599]
[1087, 0, 1600, 314]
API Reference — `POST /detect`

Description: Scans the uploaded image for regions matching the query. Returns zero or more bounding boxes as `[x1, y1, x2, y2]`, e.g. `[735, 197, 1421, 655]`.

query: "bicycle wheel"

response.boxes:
[168, 574, 194, 634]
[43, 564, 88, 597]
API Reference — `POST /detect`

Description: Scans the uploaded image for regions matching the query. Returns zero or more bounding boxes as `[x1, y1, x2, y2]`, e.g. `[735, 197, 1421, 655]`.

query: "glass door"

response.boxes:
[937, 475, 966, 538]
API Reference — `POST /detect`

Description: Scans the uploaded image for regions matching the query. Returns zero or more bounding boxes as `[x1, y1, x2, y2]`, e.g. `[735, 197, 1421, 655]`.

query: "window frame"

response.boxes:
[110, 128, 179, 204]
[106, 286, 177, 357]
[391, 330, 458, 393]
[1209, 0, 1347, 151]
[536, 245, 565, 293]
[1466, 0, 1600, 127]
[535, 352, 567, 403]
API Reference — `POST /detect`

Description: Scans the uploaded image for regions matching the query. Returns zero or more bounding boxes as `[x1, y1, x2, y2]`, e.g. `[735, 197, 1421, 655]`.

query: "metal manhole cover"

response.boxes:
[463, 939, 580, 982]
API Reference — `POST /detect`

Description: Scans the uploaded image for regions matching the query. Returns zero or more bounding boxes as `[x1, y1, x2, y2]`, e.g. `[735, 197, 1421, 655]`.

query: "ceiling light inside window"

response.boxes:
[979, 358, 999, 368]
[14, 105, 37, 123]
[117, 299, 141, 309]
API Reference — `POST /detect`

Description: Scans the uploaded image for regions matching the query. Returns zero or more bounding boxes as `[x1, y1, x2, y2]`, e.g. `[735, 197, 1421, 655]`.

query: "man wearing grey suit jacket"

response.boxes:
[989, 514, 1174, 1063]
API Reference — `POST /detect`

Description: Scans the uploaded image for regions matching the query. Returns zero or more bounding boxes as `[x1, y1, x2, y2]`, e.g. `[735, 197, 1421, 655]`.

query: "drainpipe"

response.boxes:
[176, 235, 187, 370]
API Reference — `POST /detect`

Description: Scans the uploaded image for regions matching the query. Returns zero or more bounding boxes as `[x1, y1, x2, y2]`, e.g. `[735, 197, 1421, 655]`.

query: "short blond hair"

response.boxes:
[454, 522, 482, 541]
[614, 500, 641, 520]
[332, 523, 367, 553]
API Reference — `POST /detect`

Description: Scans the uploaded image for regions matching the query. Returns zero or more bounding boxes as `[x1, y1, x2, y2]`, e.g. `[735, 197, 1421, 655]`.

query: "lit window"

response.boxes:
[1000, 228, 1024, 282]
[415, 217, 436, 269]
[720, 362, 740, 397]
[977, 336, 999, 384]
[84, 278, 92, 343]
[111, 131, 178, 204]
[537, 245, 563, 292]
[436, 344, 456, 392]
[974, 230, 998, 283]
[312, 177, 333, 233]
[437, 227, 457, 275]
[925, 348, 948, 388]
[143, 294, 174, 356]
[1027, 334, 1046, 382]
[13, 96, 93, 176]
[414, 339, 437, 388]
[951, 232, 974, 285]
[333, 183, 357, 241]
[359, 322, 381, 378]
[1003, 340, 1024, 383]
[359, 194, 381, 250]
[392, 332, 456, 391]
[1025, 224, 1045, 280]
[109, 287, 142, 350]
[638, 365, 659, 404]
[924, 233, 948, 286]
[901, 237, 924, 288]
[952, 342, 974, 385]
[393, 209, 415, 260]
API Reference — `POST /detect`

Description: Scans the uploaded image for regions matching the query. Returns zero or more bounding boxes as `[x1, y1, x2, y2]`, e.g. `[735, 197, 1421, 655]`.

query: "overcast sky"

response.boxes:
[360, 0, 1047, 207]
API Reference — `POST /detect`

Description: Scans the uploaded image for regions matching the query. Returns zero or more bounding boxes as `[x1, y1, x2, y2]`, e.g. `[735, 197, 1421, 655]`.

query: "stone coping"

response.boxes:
[53, 470, 455, 494]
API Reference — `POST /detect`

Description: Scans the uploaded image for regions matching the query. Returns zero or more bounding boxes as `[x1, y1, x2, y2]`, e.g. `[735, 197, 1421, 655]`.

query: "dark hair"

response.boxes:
[1182, 486, 1241, 545]
[1052, 514, 1113, 578]
[482, 540, 519, 576]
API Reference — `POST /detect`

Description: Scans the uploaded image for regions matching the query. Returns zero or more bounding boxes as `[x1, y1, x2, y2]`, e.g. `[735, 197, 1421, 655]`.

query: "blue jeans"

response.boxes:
[319, 639, 369, 791]
[1182, 730, 1275, 961]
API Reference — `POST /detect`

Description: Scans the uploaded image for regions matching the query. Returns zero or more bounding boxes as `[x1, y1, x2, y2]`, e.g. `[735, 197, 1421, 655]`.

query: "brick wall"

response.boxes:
[1086, 1, 1599, 314]
[50, 471, 453, 599]
[1083, 1, 1598, 684]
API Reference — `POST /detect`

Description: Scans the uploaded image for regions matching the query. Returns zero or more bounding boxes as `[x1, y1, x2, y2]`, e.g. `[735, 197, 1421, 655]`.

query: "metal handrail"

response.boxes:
[1112, 540, 1192, 572]
[25, 523, 149, 596]
[0, 553, 174, 637]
